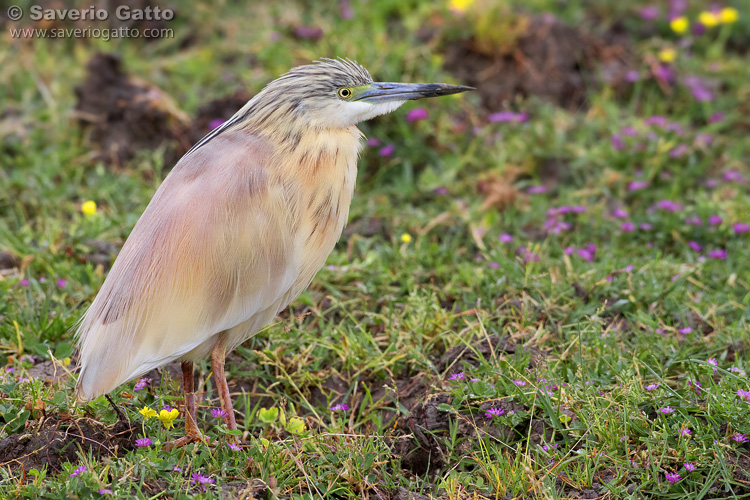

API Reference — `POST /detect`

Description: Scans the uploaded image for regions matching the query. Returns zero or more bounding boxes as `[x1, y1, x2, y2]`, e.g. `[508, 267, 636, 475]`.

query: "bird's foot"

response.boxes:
[162, 431, 210, 451]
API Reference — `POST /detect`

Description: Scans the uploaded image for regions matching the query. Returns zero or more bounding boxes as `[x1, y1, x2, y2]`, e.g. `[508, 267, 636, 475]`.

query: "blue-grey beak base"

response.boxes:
[356, 82, 474, 103]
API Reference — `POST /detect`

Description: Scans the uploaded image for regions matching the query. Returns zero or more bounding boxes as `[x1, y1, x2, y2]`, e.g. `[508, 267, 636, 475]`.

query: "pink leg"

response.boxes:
[211, 337, 238, 435]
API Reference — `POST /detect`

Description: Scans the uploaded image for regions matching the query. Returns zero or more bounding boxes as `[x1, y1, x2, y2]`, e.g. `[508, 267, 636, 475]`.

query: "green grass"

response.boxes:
[2, 0, 750, 498]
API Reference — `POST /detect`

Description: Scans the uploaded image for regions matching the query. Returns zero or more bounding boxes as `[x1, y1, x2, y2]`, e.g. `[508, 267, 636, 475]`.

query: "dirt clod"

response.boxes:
[74, 53, 189, 167]
[0, 416, 137, 472]
[444, 14, 631, 111]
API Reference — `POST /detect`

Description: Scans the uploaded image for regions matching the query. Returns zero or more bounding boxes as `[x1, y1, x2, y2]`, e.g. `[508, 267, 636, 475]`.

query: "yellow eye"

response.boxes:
[338, 88, 352, 99]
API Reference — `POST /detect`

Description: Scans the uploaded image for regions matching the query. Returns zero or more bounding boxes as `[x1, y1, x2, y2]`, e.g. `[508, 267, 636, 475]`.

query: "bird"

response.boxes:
[74, 58, 472, 448]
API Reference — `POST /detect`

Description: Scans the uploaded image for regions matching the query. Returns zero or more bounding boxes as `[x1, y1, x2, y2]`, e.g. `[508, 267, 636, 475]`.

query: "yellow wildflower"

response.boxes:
[669, 16, 689, 34]
[81, 200, 97, 216]
[62, 357, 71, 366]
[698, 11, 719, 27]
[139, 406, 157, 419]
[285, 417, 306, 435]
[719, 7, 739, 24]
[158, 408, 179, 429]
[449, 0, 474, 12]
[658, 48, 677, 63]
[400, 233, 412, 243]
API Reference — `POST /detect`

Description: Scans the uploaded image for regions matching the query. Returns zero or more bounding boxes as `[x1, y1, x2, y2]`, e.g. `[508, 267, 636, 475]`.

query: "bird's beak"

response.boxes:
[355, 82, 474, 103]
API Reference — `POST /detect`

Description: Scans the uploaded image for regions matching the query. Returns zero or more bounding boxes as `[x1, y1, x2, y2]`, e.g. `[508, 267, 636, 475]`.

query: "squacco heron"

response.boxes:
[74, 58, 471, 448]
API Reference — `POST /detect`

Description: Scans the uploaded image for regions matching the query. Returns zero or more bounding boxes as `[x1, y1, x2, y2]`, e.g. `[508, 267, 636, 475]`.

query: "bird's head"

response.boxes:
[252, 58, 473, 130]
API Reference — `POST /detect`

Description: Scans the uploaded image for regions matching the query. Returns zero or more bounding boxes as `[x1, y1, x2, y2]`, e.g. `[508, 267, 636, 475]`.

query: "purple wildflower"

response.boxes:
[619, 435, 629, 442]
[211, 408, 229, 418]
[646, 115, 667, 127]
[293, 25, 324, 40]
[669, 144, 688, 158]
[732, 433, 749, 444]
[484, 407, 505, 418]
[625, 70, 640, 82]
[685, 216, 702, 226]
[669, 0, 687, 16]
[680, 428, 692, 437]
[658, 406, 675, 415]
[20, 278, 29, 287]
[330, 403, 350, 411]
[684, 462, 696, 472]
[691, 86, 714, 102]
[733, 223, 749, 234]
[695, 133, 713, 147]
[366, 137, 381, 147]
[136, 438, 152, 447]
[488, 261, 499, 269]
[688, 241, 702, 252]
[227, 443, 241, 451]
[639, 5, 659, 19]
[174, 465, 181, 471]
[98, 489, 113, 495]
[665, 471, 681, 484]
[654, 65, 675, 82]
[640, 223, 653, 230]
[488, 111, 527, 123]
[517, 247, 540, 263]
[666, 122, 684, 135]
[57, 279, 67, 288]
[679, 327, 692, 334]
[708, 249, 726, 259]
[339, 0, 353, 19]
[498, 233, 514, 243]
[628, 181, 648, 191]
[613, 209, 628, 218]
[723, 170, 743, 183]
[611, 133, 625, 151]
[621, 222, 635, 232]
[378, 144, 395, 157]
[434, 186, 449, 195]
[209, 119, 225, 130]
[656, 200, 683, 212]
[406, 108, 428, 123]
[449, 372, 466, 381]
[191, 473, 215, 491]
[688, 379, 702, 395]
[528, 185, 547, 194]
[708, 215, 723, 226]
[621, 126, 638, 137]
[70, 465, 86, 477]
[709, 112, 724, 123]
[577, 244, 597, 262]
[512, 379, 526, 387]
[645, 384, 660, 391]
[133, 378, 151, 391]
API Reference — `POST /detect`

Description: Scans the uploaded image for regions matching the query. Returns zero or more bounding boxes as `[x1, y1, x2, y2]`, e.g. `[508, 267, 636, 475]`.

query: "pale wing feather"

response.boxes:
[75, 131, 298, 402]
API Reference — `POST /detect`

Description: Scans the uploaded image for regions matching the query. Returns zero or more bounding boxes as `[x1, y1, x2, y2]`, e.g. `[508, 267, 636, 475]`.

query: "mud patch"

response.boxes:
[444, 14, 631, 111]
[393, 393, 525, 475]
[436, 334, 546, 373]
[0, 251, 20, 271]
[218, 479, 271, 499]
[74, 53, 189, 167]
[0, 416, 138, 472]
